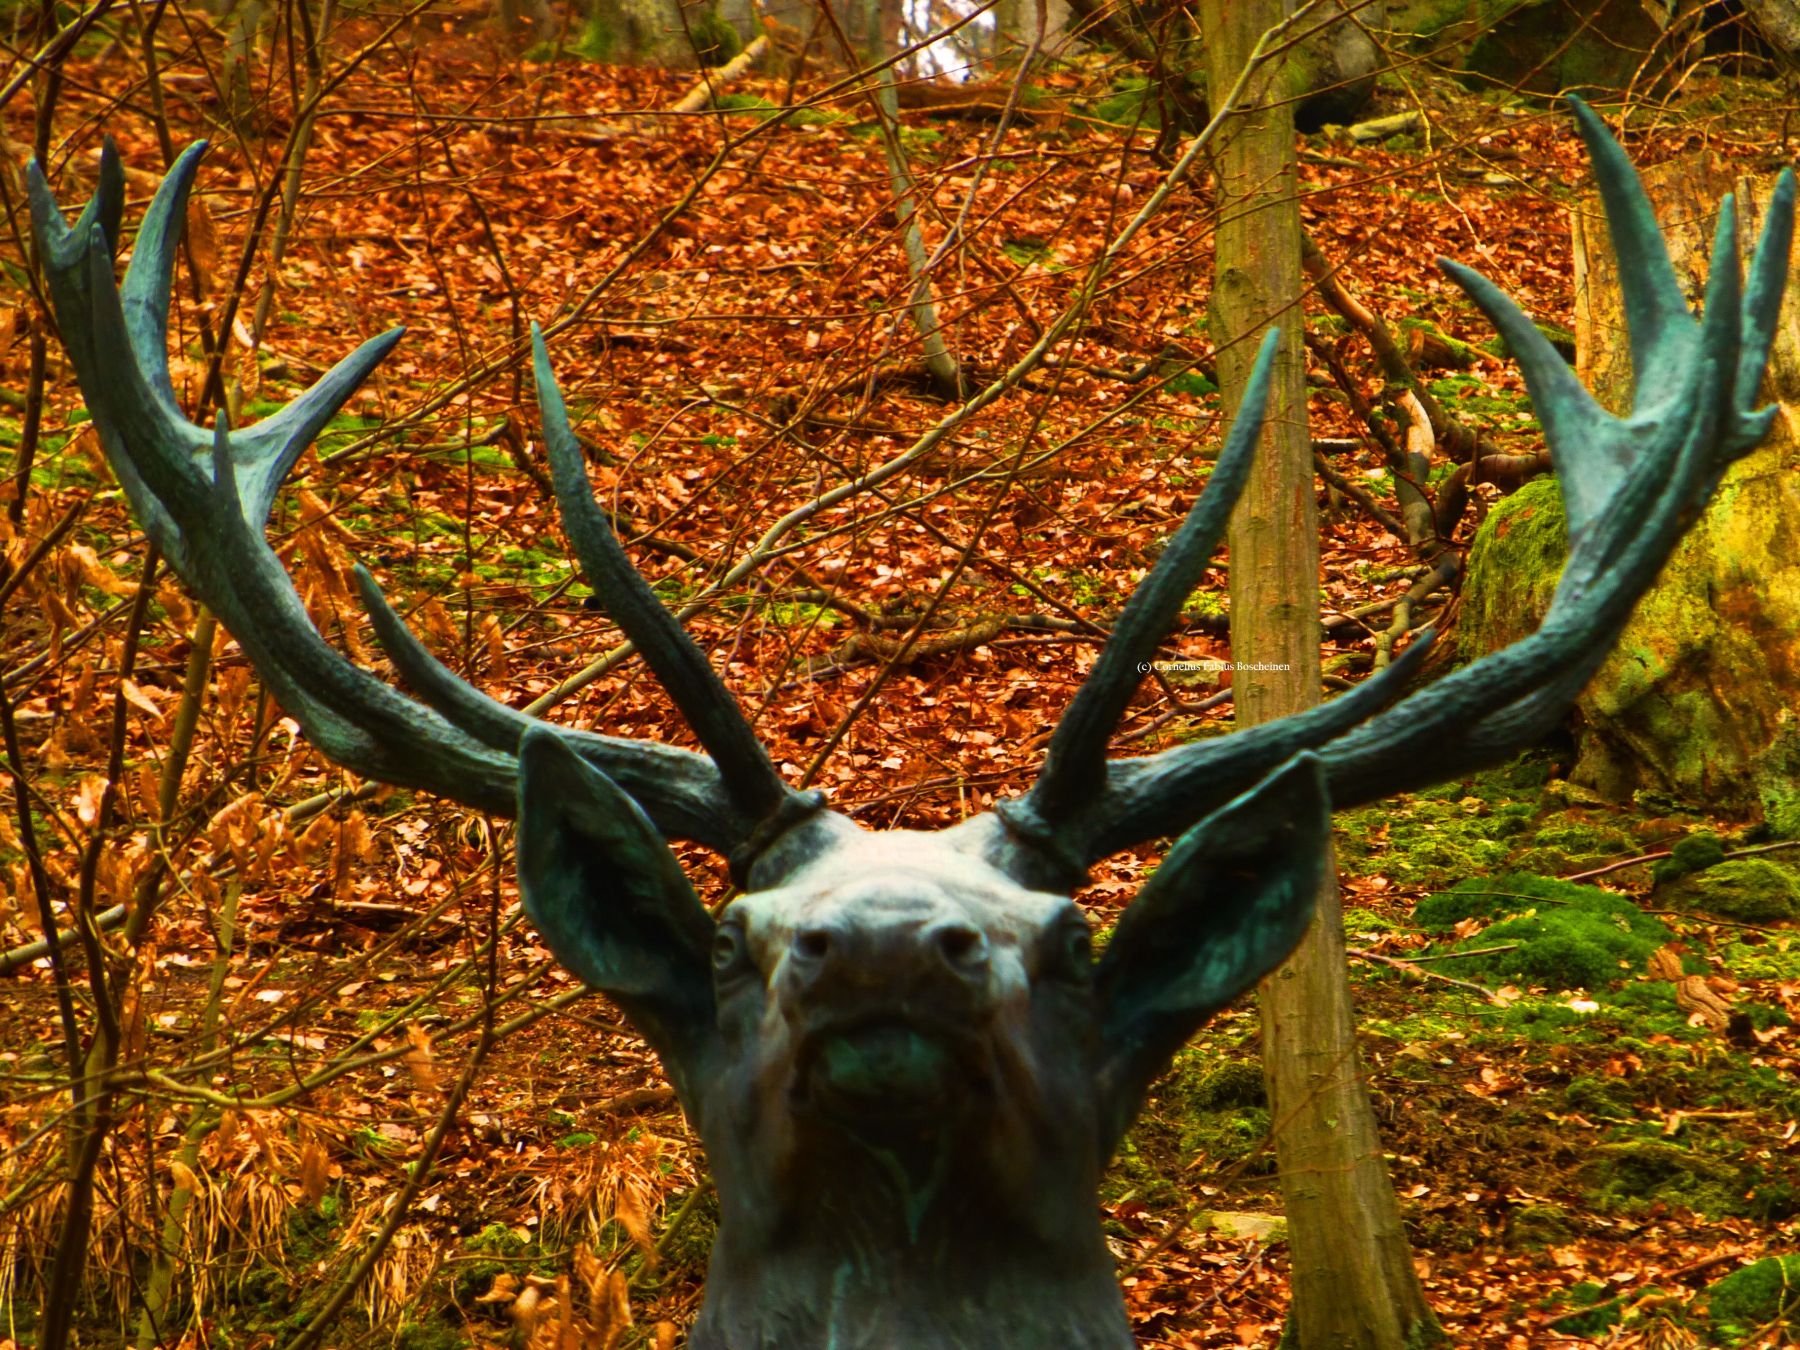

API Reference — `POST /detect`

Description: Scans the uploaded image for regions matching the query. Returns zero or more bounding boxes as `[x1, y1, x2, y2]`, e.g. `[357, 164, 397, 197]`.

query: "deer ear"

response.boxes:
[1092, 753, 1329, 1146]
[517, 729, 718, 1081]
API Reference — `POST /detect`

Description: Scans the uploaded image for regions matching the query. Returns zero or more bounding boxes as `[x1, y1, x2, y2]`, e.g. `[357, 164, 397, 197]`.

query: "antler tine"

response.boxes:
[1567, 96, 1695, 399]
[1033, 103, 1794, 865]
[1021, 330, 1278, 831]
[1741, 170, 1796, 419]
[531, 325, 798, 825]
[26, 139, 123, 372]
[30, 141, 753, 848]
[351, 566, 746, 847]
[36, 143, 405, 549]
[1000, 330, 1435, 872]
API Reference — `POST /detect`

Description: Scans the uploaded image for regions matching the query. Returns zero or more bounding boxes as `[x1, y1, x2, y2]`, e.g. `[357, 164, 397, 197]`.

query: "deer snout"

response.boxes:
[785, 916, 993, 1000]
[778, 910, 997, 1126]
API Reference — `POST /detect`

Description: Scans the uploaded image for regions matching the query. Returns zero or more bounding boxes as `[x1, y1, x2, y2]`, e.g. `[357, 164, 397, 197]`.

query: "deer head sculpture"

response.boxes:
[30, 103, 1792, 1348]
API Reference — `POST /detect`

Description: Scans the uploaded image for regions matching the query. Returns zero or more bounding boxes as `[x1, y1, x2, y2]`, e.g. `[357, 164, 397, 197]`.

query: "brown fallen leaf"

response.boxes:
[403, 1023, 439, 1091]
[298, 1139, 330, 1205]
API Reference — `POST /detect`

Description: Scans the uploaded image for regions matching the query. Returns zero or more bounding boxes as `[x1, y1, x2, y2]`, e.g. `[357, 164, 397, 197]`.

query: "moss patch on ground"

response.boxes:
[1413, 873, 1673, 990]
[1702, 1255, 1800, 1342]
[1111, 750, 1800, 1340]
[1660, 857, 1800, 923]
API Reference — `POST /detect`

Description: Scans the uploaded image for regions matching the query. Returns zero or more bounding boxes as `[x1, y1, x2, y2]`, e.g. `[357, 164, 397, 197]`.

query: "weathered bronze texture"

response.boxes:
[31, 101, 1792, 1348]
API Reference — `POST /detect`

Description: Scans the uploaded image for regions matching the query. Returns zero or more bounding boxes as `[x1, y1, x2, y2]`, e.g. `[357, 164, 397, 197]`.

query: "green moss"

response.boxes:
[1397, 317, 1478, 367]
[1110, 1049, 1277, 1208]
[1424, 370, 1536, 422]
[1507, 1202, 1574, 1248]
[1750, 1182, 1800, 1223]
[711, 93, 842, 127]
[1459, 476, 1566, 662]
[1413, 873, 1672, 989]
[395, 1320, 471, 1350]
[1104, 1134, 1185, 1210]
[1663, 858, 1800, 924]
[453, 1223, 536, 1303]
[1563, 1074, 1634, 1118]
[1480, 319, 1575, 364]
[1336, 795, 1520, 890]
[1651, 829, 1725, 884]
[657, 1187, 720, 1268]
[1548, 1279, 1623, 1334]
[1510, 817, 1634, 874]
[687, 7, 740, 64]
[1182, 1060, 1267, 1111]
[1158, 1052, 1273, 1166]
[1757, 726, 1800, 839]
[1088, 77, 1162, 129]
[1704, 1255, 1800, 1341]
[1583, 1138, 1744, 1218]
[1572, 430, 1800, 813]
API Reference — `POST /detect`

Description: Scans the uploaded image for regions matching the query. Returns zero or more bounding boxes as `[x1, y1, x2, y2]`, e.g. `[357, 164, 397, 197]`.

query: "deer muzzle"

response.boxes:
[779, 912, 997, 1128]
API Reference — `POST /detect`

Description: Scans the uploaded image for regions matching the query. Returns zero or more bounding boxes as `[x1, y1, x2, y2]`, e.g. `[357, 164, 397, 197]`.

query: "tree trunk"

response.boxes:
[1201, 3, 1445, 1345]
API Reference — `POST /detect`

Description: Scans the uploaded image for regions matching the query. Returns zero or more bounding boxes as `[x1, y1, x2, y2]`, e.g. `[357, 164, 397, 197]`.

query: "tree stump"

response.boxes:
[1566, 155, 1798, 829]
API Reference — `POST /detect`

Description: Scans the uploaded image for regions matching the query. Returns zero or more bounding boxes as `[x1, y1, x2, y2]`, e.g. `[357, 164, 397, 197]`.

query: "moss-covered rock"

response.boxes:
[1459, 162, 1800, 832]
[1384, 0, 1687, 96]
[1662, 858, 1800, 924]
[687, 7, 741, 66]
[1458, 446, 1800, 833]
[1703, 1255, 1800, 1341]
[1463, 0, 1685, 95]
[1458, 476, 1566, 662]
[1651, 829, 1727, 885]
[1572, 164, 1800, 827]
[1414, 873, 1672, 989]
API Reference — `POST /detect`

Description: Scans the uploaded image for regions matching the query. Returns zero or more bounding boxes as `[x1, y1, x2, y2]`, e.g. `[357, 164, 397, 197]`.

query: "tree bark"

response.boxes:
[1202, 3, 1445, 1345]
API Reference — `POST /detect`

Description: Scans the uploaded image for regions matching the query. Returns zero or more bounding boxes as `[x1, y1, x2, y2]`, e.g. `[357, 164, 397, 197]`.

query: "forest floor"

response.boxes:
[1, 7, 1799, 1347]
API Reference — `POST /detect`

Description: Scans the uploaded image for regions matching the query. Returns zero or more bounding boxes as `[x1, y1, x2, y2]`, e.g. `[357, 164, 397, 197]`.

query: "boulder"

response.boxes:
[1660, 858, 1800, 924]
[1381, 0, 1697, 96]
[1461, 155, 1800, 833]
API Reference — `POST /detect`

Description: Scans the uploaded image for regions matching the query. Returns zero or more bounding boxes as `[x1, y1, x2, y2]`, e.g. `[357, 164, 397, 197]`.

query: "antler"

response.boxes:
[28, 139, 802, 853]
[998, 99, 1794, 876]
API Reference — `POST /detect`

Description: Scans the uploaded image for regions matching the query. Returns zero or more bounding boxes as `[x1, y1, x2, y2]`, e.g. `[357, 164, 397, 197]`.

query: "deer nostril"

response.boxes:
[793, 928, 833, 962]
[933, 923, 988, 970]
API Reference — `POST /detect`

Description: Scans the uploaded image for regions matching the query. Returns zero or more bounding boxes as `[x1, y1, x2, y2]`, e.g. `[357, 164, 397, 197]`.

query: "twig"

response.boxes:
[0, 780, 385, 975]
[284, 843, 504, 1350]
[1348, 947, 1499, 999]
[523, 23, 1293, 716]
[1399, 943, 1517, 963]
[1561, 837, 1800, 884]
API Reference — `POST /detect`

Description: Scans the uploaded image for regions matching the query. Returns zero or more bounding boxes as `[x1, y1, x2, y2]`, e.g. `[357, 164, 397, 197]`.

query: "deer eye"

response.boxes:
[1046, 918, 1093, 984]
[713, 922, 751, 979]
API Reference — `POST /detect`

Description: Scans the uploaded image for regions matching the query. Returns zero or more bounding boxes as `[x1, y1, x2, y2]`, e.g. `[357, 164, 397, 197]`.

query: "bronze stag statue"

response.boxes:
[29, 101, 1793, 1347]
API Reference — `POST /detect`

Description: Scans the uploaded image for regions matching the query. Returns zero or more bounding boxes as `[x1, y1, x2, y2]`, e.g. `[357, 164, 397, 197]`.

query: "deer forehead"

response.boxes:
[730, 829, 1073, 942]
